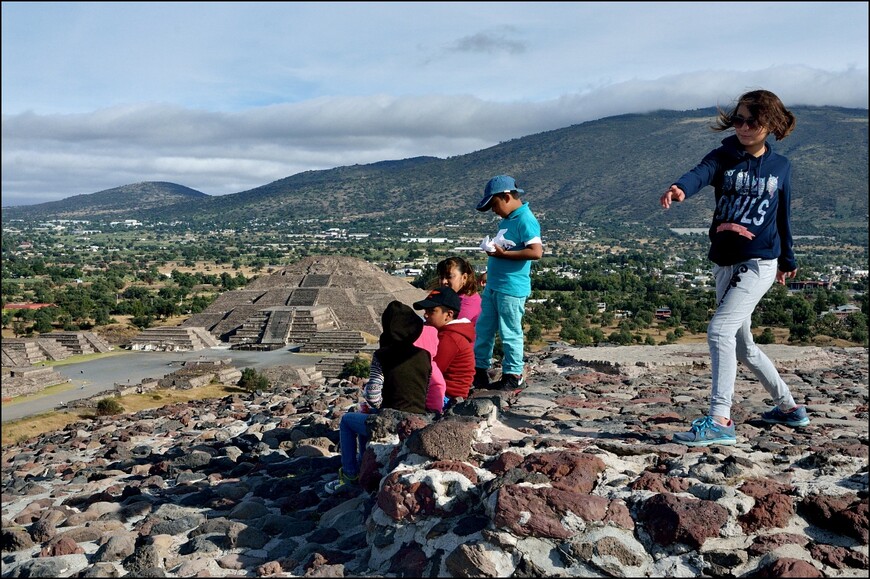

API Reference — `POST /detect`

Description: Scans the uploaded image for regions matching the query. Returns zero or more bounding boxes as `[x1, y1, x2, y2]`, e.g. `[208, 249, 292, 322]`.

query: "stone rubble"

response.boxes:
[2, 344, 867, 578]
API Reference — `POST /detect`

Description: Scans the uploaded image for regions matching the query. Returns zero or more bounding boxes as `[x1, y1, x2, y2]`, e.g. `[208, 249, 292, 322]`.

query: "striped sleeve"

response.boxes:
[363, 354, 384, 409]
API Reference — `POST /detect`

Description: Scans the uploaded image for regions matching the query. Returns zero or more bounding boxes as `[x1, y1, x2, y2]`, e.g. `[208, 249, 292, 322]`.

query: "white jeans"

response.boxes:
[708, 259, 796, 420]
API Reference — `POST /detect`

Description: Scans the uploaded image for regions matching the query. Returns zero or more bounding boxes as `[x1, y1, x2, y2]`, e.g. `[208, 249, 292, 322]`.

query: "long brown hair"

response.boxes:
[713, 89, 796, 141]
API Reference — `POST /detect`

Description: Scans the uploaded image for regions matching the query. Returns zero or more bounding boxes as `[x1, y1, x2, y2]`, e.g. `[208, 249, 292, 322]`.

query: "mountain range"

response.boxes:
[3, 106, 867, 243]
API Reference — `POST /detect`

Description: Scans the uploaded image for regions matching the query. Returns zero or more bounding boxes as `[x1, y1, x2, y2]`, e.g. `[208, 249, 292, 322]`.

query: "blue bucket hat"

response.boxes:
[477, 175, 524, 212]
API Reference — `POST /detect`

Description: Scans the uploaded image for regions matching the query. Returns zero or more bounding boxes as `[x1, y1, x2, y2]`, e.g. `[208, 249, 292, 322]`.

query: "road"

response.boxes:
[1, 345, 321, 423]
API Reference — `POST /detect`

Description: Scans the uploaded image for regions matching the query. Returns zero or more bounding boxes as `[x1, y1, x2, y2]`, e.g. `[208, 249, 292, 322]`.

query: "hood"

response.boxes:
[441, 318, 475, 343]
[413, 324, 440, 360]
[380, 301, 424, 348]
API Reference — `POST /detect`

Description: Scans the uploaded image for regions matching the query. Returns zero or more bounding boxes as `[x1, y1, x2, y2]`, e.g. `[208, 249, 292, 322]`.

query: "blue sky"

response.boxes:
[2, 1, 867, 207]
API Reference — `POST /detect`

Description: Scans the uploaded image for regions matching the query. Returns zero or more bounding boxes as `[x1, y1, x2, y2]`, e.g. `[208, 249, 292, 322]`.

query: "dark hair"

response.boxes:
[435, 256, 479, 296]
[713, 89, 796, 141]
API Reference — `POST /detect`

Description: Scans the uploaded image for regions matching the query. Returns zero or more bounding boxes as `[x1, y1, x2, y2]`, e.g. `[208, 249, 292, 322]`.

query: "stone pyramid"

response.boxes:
[182, 255, 428, 345]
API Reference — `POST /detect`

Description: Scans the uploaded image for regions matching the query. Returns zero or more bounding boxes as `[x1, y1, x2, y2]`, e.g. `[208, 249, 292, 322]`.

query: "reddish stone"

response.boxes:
[39, 536, 84, 557]
[28, 518, 57, 543]
[739, 478, 793, 498]
[638, 492, 728, 549]
[756, 557, 821, 578]
[602, 499, 634, 530]
[739, 493, 795, 533]
[552, 396, 590, 408]
[799, 493, 869, 544]
[358, 448, 383, 493]
[256, 561, 283, 576]
[493, 484, 574, 539]
[396, 415, 431, 441]
[486, 451, 524, 475]
[630, 471, 668, 493]
[519, 450, 606, 493]
[376, 471, 437, 521]
[809, 543, 870, 569]
[494, 484, 632, 539]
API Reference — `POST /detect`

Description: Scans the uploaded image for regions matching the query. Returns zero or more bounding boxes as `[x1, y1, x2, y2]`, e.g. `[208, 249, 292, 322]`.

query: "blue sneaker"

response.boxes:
[672, 416, 736, 447]
[761, 405, 810, 427]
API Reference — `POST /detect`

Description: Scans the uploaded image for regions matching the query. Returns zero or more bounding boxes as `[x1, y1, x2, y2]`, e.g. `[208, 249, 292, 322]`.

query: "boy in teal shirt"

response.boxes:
[473, 175, 543, 391]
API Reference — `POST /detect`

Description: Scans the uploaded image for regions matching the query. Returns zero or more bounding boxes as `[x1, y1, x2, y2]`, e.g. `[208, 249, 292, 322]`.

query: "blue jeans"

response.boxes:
[339, 412, 369, 477]
[708, 259, 796, 420]
[474, 286, 527, 376]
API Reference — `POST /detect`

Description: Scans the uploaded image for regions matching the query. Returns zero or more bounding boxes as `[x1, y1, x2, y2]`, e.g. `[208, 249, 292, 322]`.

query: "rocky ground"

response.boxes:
[2, 344, 867, 577]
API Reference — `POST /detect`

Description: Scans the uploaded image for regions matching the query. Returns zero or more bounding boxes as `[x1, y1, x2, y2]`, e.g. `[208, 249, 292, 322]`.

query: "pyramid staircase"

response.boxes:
[2, 339, 48, 365]
[42, 332, 112, 355]
[36, 337, 73, 361]
[130, 327, 220, 352]
[228, 306, 342, 350]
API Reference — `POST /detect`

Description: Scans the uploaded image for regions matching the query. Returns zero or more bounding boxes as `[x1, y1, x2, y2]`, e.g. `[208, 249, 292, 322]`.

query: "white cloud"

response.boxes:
[1, 2, 867, 206]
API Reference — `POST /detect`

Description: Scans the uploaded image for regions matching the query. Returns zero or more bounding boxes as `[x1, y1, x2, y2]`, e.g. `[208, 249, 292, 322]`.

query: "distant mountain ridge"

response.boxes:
[3, 181, 208, 220]
[3, 106, 867, 241]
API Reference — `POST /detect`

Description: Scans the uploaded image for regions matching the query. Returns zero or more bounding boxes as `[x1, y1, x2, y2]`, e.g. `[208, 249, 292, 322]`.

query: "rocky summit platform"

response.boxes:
[1, 344, 867, 577]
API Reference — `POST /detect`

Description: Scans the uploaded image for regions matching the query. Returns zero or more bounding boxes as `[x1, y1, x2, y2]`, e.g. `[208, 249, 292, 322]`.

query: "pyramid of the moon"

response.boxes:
[181, 255, 429, 347]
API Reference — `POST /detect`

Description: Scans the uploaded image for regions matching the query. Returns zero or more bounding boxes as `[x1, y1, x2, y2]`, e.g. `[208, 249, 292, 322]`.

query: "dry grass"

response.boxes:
[1, 383, 243, 447]
[156, 261, 264, 278]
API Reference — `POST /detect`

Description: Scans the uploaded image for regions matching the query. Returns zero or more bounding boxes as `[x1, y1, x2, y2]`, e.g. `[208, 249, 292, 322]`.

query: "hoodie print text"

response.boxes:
[714, 170, 779, 238]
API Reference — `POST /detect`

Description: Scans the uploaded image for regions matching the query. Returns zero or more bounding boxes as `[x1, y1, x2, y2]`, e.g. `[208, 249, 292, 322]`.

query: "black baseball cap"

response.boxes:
[413, 286, 461, 314]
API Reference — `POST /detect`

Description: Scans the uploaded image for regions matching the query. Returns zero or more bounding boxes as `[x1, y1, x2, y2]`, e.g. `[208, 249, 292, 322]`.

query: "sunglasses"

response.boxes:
[731, 115, 760, 130]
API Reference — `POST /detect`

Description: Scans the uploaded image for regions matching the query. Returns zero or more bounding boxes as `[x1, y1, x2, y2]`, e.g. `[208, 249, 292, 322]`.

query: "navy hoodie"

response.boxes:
[674, 135, 796, 272]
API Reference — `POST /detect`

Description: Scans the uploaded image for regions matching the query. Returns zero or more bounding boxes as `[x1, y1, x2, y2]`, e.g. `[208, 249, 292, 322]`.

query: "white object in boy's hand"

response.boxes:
[480, 229, 515, 252]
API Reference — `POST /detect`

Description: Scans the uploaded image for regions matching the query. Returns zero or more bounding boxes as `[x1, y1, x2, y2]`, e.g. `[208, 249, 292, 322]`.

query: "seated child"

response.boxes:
[324, 301, 431, 494]
[413, 286, 475, 406]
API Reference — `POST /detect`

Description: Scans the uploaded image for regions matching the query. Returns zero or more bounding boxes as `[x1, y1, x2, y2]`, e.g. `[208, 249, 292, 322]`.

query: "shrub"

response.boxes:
[95, 397, 124, 416]
[340, 355, 371, 379]
[756, 327, 776, 344]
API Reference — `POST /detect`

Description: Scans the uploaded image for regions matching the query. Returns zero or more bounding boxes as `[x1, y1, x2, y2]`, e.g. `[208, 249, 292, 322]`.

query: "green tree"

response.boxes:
[238, 367, 269, 392]
[845, 312, 868, 345]
[340, 355, 371, 379]
[131, 314, 154, 329]
[526, 322, 542, 343]
[32, 310, 55, 334]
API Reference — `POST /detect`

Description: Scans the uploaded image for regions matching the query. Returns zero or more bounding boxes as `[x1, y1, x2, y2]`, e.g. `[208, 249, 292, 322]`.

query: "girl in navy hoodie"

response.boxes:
[661, 89, 809, 447]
